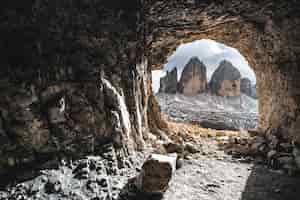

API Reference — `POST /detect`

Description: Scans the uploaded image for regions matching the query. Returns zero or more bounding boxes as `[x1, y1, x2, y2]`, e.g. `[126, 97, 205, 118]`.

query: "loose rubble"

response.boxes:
[0, 144, 146, 200]
[156, 92, 258, 130]
[1, 127, 300, 200]
[217, 131, 300, 175]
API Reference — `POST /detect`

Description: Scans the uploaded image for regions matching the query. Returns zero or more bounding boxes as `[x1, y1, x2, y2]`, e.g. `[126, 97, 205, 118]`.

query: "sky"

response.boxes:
[152, 39, 256, 93]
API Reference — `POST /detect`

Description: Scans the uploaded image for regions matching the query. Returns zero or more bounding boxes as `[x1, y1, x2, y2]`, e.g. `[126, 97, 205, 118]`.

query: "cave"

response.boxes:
[0, 0, 300, 199]
[148, 1, 300, 143]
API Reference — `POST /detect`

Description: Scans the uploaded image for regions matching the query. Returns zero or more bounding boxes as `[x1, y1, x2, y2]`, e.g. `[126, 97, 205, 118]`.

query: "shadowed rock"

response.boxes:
[241, 78, 257, 99]
[178, 57, 207, 96]
[159, 68, 178, 93]
[251, 84, 257, 99]
[210, 60, 241, 97]
[241, 78, 252, 96]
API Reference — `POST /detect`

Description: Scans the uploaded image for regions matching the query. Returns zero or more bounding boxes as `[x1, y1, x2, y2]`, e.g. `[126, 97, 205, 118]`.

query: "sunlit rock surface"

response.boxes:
[209, 60, 241, 97]
[178, 57, 207, 96]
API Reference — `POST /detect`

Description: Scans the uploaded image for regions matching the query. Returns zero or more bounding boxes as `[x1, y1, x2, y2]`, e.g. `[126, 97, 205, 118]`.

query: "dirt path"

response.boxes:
[164, 156, 252, 200]
[162, 141, 300, 200]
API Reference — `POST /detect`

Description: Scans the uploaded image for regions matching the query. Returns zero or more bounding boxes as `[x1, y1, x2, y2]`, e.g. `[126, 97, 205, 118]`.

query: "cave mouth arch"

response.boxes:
[147, 6, 299, 143]
[152, 39, 259, 131]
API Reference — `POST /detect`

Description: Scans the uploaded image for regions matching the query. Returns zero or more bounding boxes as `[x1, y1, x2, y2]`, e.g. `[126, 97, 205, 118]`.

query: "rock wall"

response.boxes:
[146, 0, 300, 143]
[0, 0, 149, 178]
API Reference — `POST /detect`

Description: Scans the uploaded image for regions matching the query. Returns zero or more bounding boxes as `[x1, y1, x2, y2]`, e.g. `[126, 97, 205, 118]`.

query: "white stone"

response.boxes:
[267, 150, 277, 159]
[135, 153, 177, 194]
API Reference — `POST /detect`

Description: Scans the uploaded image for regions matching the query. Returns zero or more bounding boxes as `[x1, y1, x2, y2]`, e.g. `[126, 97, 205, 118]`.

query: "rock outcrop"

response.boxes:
[241, 78, 257, 99]
[0, 143, 144, 199]
[209, 60, 241, 97]
[178, 57, 207, 96]
[135, 154, 177, 194]
[159, 68, 178, 93]
[241, 78, 252, 97]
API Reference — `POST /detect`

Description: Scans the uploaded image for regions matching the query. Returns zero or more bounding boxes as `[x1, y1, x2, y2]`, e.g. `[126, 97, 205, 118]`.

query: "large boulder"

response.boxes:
[135, 153, 177, 194]
[159, 68, 178, 93]
[178, 57, 207, 96]
[209, 60, 241, 97]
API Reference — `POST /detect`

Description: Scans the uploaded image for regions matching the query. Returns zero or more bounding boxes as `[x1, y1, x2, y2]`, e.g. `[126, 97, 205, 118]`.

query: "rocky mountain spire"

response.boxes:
[177, 57, 207, 96]
[209, 60, 241, 97]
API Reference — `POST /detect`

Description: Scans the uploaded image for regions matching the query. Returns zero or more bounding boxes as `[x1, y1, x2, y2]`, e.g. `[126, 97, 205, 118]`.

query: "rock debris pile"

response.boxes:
[0, 143, 183, 200]
[156, 93, 258, 130]
[0, 144, 143, 200]
[219, 131, 300, 175]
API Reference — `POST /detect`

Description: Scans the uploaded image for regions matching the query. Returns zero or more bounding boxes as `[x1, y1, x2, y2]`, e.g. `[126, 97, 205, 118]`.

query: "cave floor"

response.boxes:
[2, 127, 300, 200]
[162, 138, 300, 200]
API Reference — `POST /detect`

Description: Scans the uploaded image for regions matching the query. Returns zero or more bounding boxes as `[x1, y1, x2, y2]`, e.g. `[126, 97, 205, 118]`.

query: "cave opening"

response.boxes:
[152, 39, 259, 132]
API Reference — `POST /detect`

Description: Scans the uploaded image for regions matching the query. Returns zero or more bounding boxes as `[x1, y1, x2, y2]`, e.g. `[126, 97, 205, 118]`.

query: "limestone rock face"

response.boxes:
[159, 68, 178, 93]
[178, 57, 207, 96]
[0, 0, 148, 180]
[251, 84, 257, 99]
[241, 78, 252, 97]
[241, 78, 257, 99]
[210, 60, 241, 97]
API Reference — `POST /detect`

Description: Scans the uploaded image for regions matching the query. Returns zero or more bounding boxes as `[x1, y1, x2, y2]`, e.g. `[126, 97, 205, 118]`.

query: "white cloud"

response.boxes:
[152, 70, 166, 93]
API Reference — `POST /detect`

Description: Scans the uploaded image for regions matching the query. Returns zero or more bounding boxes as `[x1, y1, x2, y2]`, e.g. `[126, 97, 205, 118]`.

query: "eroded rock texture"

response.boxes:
[209, 60, 241, 97]
[0, 0, 149, 180]
[135, 153, 177, 194]
[241, 77, 257, 99]
[146, 0, 300, 143]
[178, 57, 207, 96]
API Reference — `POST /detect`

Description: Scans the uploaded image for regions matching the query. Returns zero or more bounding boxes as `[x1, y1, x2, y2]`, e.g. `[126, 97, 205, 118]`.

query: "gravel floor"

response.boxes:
[164, 156, 300, 200]
[163, 139, 300, 200]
